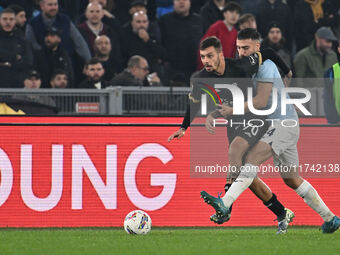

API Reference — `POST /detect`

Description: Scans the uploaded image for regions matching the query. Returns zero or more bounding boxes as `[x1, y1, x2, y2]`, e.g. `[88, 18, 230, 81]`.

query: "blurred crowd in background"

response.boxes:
[0, 0, 339, 89]
[0, 0, 339, 121]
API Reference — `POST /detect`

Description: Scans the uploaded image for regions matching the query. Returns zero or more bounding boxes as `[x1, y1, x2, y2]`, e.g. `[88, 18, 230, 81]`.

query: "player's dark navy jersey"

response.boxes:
[190, 53, 265, 123]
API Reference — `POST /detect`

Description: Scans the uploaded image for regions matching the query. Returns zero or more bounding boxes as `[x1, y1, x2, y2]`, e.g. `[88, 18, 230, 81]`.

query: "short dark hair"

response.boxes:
[223, 1, 242, 14]
[8, 4, 25, 15]
[85, 58, 103, 68]
[51, 69, 68, 80]
[0, 8, 16, 17]
[238, 13, 255, 25]
[237, 28, 261, 41]
[200, 36, 222, 52]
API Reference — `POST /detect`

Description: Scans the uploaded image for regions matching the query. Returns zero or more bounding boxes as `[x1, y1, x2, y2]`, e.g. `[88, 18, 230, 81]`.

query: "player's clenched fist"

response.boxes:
[168, 128, 186, 142]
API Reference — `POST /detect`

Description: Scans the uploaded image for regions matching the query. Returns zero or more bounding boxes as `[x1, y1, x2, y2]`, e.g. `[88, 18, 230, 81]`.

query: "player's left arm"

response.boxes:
[234, 48, 291, 78]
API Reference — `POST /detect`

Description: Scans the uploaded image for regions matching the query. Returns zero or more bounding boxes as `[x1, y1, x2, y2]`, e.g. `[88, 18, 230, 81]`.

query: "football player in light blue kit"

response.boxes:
[203, 28, 340, 234]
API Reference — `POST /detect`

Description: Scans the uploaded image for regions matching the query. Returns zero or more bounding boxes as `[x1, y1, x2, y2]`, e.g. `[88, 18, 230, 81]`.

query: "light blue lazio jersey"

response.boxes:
[254, 60, 298, 121]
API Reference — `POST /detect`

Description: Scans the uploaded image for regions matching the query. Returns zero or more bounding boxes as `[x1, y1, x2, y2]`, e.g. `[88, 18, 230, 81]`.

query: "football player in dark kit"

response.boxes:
[168, 36, 295, 233]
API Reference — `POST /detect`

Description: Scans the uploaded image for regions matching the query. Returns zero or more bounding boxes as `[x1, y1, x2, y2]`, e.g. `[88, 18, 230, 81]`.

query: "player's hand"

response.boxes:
[217, 104, 232, 117]
[168, 128, 185, 142]
[205, 114, 215, 134]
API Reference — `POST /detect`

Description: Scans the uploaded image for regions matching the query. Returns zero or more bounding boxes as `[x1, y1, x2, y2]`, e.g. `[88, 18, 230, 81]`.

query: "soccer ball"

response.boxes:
[124, 210, 152, 235]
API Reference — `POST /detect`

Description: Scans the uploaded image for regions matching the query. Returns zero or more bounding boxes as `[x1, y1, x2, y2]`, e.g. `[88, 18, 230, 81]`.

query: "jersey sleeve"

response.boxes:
[256, 61, 276, 83]
[180, 73, 203, 129]
[233, 52, 261, 78]
[189, 72, 204, 103]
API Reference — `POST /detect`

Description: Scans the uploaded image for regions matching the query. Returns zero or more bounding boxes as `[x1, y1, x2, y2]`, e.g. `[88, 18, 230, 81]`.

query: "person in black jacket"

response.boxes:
[111, 55, 162, 86]
[257, 0, 294, 51]
[0, 0, 35, 20]
[78, 58, 110, 89]
[7, 4, 27, 38]
[0, 8, 33, 88]
[77, 2, 122, 58]
[199, 0, 225, 32]
[261, 22, 292, 77]
[294, 0, 339, 51]
[124, 11, 165, 81]
[158, 0, 204, 85]
[77, 0, 128, 64]
[94, 35, 121, 81]
[33, 27, 74, 88]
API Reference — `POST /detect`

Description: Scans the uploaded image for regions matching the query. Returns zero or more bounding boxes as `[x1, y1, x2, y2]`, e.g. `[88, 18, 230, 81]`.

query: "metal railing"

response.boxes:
[0, 87, 325, 116]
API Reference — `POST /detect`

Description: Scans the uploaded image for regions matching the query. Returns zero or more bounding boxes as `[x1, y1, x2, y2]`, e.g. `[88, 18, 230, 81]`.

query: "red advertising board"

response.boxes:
[0, 117, 339, 227]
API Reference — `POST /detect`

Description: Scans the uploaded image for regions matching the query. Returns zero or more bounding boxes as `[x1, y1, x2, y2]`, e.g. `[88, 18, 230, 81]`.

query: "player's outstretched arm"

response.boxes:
[168, 99, 200, 142]
[168, 128, 186, 142]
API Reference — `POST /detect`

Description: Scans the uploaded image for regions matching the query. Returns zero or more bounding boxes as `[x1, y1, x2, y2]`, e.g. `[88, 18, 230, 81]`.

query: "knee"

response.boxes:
[228, 147, 245, 164]
[282, 177, 302, 189]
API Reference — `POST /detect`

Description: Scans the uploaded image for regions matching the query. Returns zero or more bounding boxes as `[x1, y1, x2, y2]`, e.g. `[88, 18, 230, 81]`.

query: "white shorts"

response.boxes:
[260, 120, 299, 167]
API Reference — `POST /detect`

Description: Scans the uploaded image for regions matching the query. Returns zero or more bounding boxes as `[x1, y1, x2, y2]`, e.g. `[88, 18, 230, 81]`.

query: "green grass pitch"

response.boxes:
[0, 227, 339, 255]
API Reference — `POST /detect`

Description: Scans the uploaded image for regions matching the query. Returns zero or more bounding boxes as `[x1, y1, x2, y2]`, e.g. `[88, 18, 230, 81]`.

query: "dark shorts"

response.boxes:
[227, 118, 269, 147]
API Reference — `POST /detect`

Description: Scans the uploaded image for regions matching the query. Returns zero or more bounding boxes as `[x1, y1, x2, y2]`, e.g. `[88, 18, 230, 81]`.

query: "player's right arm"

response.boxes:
[168, 77, 201, 142]
[244, 61, 276, 113]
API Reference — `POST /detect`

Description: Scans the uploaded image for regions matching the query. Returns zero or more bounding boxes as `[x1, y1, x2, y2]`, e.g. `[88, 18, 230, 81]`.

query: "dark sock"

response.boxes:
[224, 183, 233, 212]
[263, 193, 286, 221]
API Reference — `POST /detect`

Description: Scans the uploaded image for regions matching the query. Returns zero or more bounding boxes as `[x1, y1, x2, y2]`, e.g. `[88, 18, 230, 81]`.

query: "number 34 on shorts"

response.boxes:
[261, 127, 276, 144]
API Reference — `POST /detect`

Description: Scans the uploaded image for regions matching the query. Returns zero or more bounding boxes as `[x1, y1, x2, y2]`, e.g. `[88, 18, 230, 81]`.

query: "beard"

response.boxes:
[46, 41, 59, 50]
[319, 46, 331, 55]
[213, 58, 221, 72]
[95, 50, 109, 58]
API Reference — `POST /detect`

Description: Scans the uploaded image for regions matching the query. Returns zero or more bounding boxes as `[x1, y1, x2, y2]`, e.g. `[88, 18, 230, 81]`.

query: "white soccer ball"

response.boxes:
[124, 210, 152, 235]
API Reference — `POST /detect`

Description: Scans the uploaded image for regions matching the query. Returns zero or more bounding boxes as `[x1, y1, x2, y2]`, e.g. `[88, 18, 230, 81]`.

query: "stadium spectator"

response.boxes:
[155, 0, 174, 19]
[94, 35, 121, 81]
[235, 0, 262, 15]
[77, 0, 128, 64]
[158, 0, 204, 85]
[257, 0, 294, 51]
[58, 0, 88, 22]
[294, 27, 337, 87]
[50, 69, 69, 89]
[78, 58, 109, 89]
[20, 69, 57, 110]
[8, 4, 27, 37]
[26, 0, 91, 62]
[238, 13, 257, 30]
[261, 22, 292, 76]
[112, 0, 147, 26]
[111, 55, 161, 86]
[0, 0, 36, 20]
[129, 0, 148, 19]
[198, 1, 241, 69]
[22, 70, 42, 89]
[77, 2, 122, 57]
[294, 0, 339, 51]
[324, 41, 340, 124]
[123, 11, 165, 81]
[199, 0, 225, 32]
[33, 27, 74, 88]
[0, 8, 33, 88]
